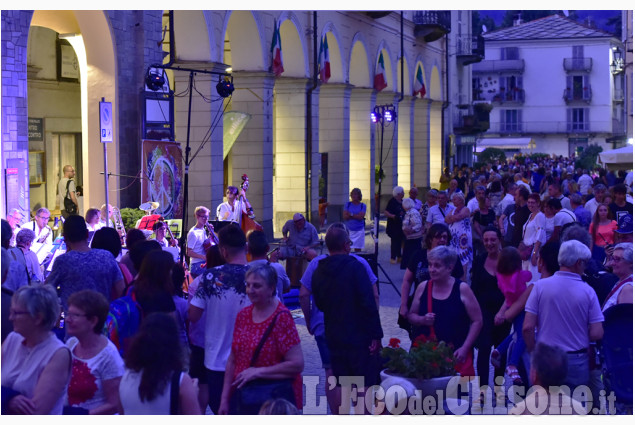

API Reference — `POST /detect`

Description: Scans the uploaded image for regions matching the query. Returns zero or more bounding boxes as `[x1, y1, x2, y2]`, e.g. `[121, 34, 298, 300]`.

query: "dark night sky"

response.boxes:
[478, 10, 621, 34]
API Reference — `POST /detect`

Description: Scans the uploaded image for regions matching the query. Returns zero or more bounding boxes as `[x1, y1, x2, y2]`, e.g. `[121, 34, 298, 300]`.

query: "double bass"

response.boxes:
[240, 174, 263, 234]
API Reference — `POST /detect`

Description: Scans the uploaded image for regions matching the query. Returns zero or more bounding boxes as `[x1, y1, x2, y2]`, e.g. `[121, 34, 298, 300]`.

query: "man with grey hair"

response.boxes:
[9, 228, 44, 285]
[509, 342, 586, 415]
[6, 208, 24, 247]
[26, 207, 53, 247]
[426, 190, 455, 226]
[466, 185, 486, 215]
[584, 184, 607, 217]
[523, 240, 604, 390]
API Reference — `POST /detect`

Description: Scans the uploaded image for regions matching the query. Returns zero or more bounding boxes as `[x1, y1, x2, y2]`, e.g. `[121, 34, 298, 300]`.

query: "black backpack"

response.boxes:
[64, 179, 77, 214]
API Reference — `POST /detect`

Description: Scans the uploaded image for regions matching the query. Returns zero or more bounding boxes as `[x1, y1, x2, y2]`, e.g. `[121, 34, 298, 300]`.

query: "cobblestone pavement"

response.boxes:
[275, 220, 413, 414]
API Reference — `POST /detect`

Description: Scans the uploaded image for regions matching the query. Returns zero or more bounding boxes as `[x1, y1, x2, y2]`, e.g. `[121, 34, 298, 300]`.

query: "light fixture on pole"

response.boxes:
[610, 48, 624, 75]
[370, 103, 400, 296]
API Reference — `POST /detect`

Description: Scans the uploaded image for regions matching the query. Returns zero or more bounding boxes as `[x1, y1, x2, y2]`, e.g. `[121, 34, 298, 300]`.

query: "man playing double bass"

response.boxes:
[216, 186, 247, 225]
[187, 206, 217, 278]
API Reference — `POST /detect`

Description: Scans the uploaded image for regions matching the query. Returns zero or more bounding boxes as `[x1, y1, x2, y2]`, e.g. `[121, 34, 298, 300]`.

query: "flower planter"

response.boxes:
[379, 369, 459, 399]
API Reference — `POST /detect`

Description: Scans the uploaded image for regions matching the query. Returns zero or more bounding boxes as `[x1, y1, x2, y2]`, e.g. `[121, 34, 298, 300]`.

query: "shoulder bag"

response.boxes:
[231, 310, 296, 415]
[64, 179, 78, 214]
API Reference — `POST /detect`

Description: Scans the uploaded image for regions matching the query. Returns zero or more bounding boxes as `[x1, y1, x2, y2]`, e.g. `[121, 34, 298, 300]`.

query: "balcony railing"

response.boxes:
[492, 89, 525, 104]
[413, 11, 451, 42]
[456, 35, 485, 65]
[453, 104, 491, 135]
[473, 59, 525, 74]
[613, 118, 625, 134]
[613, 89, 624, 102]
[563, 86, 592, 103]
[563, 57, 593, 73]
[489, 120, 611, 134]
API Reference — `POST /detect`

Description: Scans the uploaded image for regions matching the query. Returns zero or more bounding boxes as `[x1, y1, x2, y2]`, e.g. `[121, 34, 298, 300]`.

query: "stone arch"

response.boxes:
[349, 33, 372, 87]
[321, 22, 345, 83]
[223, 11, 266, 70]
[277, 12, 308, 78]
[173, 10, 214, 62]
[374, 42, 396, 92]
[429, 65, 443, 101]
[29, 10, 117, 212]
[412, 58, 428, 97]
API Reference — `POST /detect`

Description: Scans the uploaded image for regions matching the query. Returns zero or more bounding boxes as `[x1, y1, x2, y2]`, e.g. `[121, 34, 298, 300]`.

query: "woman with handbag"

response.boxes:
[219, 263, 303, 415]
[407, 245, 482, 377]
[118, 313, 199, 414]
[1, 285, 71, 414]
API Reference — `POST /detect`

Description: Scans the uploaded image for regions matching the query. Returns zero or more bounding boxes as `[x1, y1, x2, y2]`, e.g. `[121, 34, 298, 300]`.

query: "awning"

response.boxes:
[475, 137, 536, 150]
[598, 145, 633, 165]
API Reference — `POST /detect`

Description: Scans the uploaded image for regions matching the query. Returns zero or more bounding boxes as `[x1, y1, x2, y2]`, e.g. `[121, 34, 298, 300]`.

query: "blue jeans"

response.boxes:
[565, 352, 590, 391]
[190, 262, 206, 278]
[496, 311, 526, 367]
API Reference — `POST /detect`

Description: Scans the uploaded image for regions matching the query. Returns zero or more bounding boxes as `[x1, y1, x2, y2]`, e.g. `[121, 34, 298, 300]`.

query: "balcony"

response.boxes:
[413, 11, 451, 42]
[456, 35, 485, 65]
[563, 57, 593, 73]
[453, 103, 491, 135]
[492, 88, 525, 104]
[613, 89, 624, 102]
[488, 120, 611, 134]
[472, 59, 525, 74]
[563, 86, 592, 104]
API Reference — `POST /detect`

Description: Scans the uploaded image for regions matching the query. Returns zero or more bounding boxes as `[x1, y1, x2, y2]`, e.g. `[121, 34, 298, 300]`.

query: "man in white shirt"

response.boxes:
[514, 173, 531, 193]
[426, 191, 455, 226]
[584, 184, 607, 217]
[27, 207, 53, 246]
[497, 183, 517, 218]
[546, 198, 576, 243]
[467, 185, 486, 215]
[577, 170, 593, 196]
[187, 206, 214, 278]
[6, 208, 24, 247]
[548, 183, 572, 211]
[57, 165, 78, 218]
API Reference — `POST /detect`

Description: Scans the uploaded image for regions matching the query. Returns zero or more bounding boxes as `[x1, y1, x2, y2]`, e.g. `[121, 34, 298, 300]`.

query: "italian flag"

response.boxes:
[270, 21, 284, 77]
[318, 35, 331, 83]
[374, 52, 387, 92]
[413, 65, 426, 98]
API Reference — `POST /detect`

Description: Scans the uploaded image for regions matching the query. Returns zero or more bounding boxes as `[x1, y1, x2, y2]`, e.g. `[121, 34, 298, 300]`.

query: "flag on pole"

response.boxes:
[270, 21, 284, 77]
[318, 35, 331, 83]
[374, 52, 387, 92]
[413, 65, 426, 98]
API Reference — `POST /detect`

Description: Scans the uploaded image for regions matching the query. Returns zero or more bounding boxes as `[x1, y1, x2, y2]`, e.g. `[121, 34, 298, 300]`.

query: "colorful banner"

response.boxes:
[141, 140, 184, 219]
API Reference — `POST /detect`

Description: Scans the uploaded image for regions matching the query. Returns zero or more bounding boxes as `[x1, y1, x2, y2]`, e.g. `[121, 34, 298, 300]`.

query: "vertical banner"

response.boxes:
[141, 140, 184, 219]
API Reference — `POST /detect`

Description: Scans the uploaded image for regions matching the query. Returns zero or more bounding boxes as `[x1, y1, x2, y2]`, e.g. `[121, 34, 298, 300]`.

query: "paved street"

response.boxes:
[275, 219, 413, 413]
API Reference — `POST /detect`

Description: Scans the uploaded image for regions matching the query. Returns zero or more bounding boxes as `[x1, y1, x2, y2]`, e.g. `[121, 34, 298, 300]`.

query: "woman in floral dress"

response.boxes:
[445, 192, 472, 281]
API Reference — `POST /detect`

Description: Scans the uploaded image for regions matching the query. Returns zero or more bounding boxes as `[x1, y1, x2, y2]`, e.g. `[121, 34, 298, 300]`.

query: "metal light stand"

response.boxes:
[146, 64, 232, 265]
[372, 104, 400, 296]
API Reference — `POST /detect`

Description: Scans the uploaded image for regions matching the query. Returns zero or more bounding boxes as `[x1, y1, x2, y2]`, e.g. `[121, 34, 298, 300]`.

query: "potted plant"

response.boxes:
[380, 335, 459, 399]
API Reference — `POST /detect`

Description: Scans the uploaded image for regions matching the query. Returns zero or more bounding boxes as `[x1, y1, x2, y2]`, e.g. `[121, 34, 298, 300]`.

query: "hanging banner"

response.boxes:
[141, 140, 184, 219]
[223, 111, 251, 159]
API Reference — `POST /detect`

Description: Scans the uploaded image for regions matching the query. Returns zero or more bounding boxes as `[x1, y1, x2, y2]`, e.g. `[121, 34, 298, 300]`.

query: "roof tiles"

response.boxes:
[483, 14, 615, 41]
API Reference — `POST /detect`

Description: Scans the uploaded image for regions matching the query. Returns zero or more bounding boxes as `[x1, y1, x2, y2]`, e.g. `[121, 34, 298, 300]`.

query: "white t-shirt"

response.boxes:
[119, 370, 184, 414]
[577, 174, 593, 195]
[58, 177, 76, 210]
[216, 198, 246, 223]
[65, 337, 124, 411]
[426, 204, 455, 224]
[554, 209, 576, 227]
[584, 197, 601, 217]
[186, 226, 207, 265]
[467, 197, 480, 214]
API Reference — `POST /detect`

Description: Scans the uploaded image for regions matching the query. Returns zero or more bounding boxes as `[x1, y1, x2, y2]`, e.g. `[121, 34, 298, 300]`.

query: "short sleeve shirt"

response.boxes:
[282, 220, 319, 248]
[554, 209, 576, 227]
[47, 249, 123, 310]
[66, 337, 124, 411]
[187, 226, 207, 265]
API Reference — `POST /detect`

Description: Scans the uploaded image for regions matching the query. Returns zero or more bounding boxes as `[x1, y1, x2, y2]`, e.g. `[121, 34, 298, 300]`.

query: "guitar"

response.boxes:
[240, 174, 263, 234]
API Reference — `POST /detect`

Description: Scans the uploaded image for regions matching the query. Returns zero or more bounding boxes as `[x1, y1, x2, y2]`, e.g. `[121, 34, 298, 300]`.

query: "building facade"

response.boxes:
[2, 10, 463, 236]
[473, 14, 629, 157]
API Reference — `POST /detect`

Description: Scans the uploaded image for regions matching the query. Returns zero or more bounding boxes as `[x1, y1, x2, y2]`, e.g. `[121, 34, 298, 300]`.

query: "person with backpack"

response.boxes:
[58, 165, 78, 218]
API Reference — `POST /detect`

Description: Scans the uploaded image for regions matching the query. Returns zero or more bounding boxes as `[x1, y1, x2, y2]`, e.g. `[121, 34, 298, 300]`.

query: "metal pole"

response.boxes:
[374, 110, 385, 258]
[102, 97, 110, 228]
[179, 71, 194, 265]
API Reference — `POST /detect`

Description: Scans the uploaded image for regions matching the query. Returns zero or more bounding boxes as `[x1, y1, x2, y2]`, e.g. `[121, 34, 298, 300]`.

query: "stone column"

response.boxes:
[272, 77, 312, 232]
[1, 10, 32, 219]
[397, 97, 413, 190]
[230, 71, 275, 238]
[413, 98, 432, 189]
[318, 83, 353, 223]
[429, 101, 443, 189]
[173, 62, 226, 225]
[349, 88, 375, 215]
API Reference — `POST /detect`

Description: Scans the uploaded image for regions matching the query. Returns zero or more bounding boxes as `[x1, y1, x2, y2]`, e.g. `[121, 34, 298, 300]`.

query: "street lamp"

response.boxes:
[370, 104, 400, 295]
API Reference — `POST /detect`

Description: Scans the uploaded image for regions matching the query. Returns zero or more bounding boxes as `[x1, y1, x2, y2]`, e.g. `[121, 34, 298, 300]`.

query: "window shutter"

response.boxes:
[567, 109, 572, 131]
[584, 108, 590, 131]
[518, 109, 523, 131]
[517, 76, 523, 89]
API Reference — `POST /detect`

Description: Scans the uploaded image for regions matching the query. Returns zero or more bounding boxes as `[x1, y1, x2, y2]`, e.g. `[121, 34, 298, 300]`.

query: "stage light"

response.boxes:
[216, 76, 235, 98]
[384, 109, 395, 122]
[145, 67, 166, 91]
[371, 111, 378, 123]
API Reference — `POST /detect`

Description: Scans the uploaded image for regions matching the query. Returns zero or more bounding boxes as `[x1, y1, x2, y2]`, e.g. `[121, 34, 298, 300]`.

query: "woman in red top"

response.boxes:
[219, 263, 304, 414]
[589, 204, 617, 263]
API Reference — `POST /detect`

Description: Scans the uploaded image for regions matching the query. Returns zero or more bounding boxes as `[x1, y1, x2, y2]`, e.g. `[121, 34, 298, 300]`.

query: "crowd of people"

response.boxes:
[0, 154, 633, 415]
